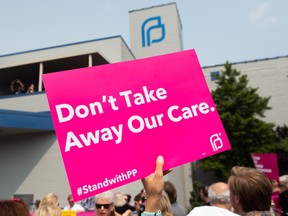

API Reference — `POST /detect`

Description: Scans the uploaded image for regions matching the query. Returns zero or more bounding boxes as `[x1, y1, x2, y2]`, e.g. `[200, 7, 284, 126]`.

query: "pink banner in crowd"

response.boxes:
[251, 153, 279, 180]
[43, 49, 231, 201]
[77, 212, 94, 216]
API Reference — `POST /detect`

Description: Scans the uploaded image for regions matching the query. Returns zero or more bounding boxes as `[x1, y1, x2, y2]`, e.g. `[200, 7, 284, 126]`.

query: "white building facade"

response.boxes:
[202, 56, 288, 126]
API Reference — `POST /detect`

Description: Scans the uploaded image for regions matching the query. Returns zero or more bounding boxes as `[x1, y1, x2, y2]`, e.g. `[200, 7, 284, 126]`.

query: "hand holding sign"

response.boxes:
[142, 155, 164, 213]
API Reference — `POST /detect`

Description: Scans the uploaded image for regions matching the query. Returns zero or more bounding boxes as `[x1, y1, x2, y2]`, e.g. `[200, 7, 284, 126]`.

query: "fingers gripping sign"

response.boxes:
[141, 156, 165, 213]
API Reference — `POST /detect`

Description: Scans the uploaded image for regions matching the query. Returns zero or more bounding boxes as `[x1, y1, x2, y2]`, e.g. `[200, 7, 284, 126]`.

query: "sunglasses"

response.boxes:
[95, 203, 111, 209]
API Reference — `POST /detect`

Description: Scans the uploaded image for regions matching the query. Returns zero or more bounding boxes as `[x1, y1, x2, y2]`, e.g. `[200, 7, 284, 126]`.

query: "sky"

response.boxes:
[0, 0, 287, 66]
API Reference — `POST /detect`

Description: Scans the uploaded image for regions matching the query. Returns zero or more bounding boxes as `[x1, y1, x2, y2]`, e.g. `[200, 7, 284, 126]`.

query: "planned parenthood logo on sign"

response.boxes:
[141, 16, 166, 47]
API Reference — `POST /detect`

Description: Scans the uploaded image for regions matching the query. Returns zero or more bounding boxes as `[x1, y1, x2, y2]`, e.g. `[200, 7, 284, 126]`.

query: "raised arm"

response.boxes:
[141, 156, 164, 214]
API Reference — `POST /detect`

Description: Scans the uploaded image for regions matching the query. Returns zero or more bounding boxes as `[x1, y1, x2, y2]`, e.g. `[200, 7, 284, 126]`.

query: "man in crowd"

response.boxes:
[164, 181, 186, 216]
[63, 194, 85, 212]
[187, 182, 238, 216]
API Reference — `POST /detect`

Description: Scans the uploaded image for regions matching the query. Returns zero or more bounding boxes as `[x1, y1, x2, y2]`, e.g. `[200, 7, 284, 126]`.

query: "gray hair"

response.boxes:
[208, 183, 230, 205]
[280, 175, 288, 187]
[94, 191, 115, 204]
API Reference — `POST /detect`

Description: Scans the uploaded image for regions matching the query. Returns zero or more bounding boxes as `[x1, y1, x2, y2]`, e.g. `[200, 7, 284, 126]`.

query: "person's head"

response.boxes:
[271, 179, 279, 187]
[138, 189, 147, 213]
[67, 194, 75, 208]
[279, 175, 288, 192]
[164, 181, 177, 204]
[208, 182, 231, 210]
[124, 194, 132, 204]
[139, 189, 147, 203]
[199, 185, 209, 203]
[94, 191, 115, 216]
[133, 193, 142, 212]
[35, 199, 41, 209]
[40, 193, 59, 207]
[280, 175, 288, 186]
[0, 199, 30, 216]
[28, 84, 35, 92]
[159, 191, 173, 216]
[228, 166, 272, 215]
[34, 205, 61, 216]
[114, 192, 126, 207]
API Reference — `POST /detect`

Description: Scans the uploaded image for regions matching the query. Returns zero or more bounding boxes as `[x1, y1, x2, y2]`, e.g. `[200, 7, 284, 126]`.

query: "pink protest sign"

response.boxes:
[251, 153, 279, 180]
[43, 49, 231, 201]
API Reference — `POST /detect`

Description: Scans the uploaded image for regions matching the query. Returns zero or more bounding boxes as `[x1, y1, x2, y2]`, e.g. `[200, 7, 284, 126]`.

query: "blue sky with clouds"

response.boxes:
[0, 0, 287, 66]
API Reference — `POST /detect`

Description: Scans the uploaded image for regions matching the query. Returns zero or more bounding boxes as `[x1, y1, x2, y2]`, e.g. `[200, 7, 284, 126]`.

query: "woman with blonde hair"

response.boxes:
[39, 193, 59, 207]
[159, 191, 173, 216]
[34, 205, 62, 216]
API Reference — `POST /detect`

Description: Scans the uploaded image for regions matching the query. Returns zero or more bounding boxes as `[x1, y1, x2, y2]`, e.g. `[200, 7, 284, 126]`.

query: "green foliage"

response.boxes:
[200, 62, 279, 180]
[188, 181, 206, 211]
[276, 125, 288, 140]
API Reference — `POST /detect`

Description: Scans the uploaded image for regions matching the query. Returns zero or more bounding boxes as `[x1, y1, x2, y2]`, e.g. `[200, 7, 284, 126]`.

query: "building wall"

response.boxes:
[121, 39, 136, 62]
[0, 36, 134, 69]
[0, 93, 49, 112]
[129, 3, 183, 59]
[0, 132, 71, 208]
[202, 56, 288, 126]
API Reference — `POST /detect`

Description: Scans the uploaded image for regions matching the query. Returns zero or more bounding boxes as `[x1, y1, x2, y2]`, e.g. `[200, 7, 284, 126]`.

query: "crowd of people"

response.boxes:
[1, 156, 288, 216]
[10, 79, 36, 94]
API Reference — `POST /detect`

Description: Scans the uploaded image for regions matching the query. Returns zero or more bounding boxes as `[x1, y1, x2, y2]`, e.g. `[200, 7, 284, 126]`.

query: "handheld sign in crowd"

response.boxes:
[251, 153, 279, 180]
[43, 49, 231, 201]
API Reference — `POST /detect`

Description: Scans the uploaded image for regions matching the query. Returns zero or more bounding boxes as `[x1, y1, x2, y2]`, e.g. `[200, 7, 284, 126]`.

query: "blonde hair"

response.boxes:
[114, 192, 126, 207]
[40, 193, 59, 207]
[159, 191, 173, 216]
[34, 205, 61, 216]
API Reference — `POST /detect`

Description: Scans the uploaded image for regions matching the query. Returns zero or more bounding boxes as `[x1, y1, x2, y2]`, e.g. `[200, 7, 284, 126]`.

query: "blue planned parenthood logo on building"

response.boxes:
[141, 16, 166, 47]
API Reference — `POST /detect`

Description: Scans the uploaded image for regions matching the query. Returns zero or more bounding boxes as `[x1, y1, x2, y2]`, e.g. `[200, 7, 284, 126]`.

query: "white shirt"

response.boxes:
[63, 203, 85, 211]
[187, 206, 239, 216]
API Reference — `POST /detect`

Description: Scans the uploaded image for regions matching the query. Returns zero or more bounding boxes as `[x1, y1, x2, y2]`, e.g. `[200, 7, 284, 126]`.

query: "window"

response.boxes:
[13, 194, 34, 206]
[210, 71, 220, 81]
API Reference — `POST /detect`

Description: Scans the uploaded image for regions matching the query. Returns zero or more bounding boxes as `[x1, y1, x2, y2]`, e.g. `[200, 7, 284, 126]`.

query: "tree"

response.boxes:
[188, 181, 206, 211]
[276, 124, 288, 140]
[200, 62, 277, 180]
[274, 125, 288, 174]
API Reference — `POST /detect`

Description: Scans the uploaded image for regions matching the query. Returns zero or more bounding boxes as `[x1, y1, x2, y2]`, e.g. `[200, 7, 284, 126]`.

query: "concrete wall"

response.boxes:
[0, 36, 134, 69]
[0, 132, 71, 208]
[129, 3, 183, 59]
[202, 56, 288, 126]
[0, 93, 49, 112]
